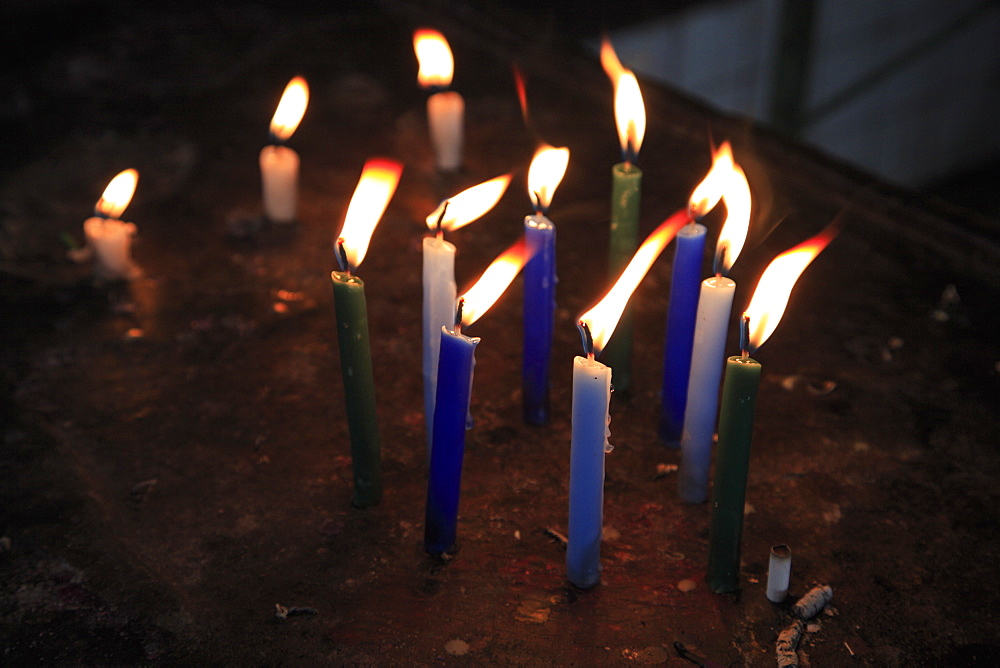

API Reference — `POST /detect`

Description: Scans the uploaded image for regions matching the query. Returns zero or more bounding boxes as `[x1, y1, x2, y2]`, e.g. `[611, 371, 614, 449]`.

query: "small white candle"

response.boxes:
[260, 77, 309, 223]
[84, 168, 139, 280]
[414, 29, 464, 172]
[767, 544, 792, 602]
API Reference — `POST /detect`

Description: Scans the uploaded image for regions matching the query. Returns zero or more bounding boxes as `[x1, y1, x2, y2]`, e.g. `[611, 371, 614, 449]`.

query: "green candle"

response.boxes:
[331, 270, 382, 508]
[604, 162, 641, 390]
[706, 354, 760, 593]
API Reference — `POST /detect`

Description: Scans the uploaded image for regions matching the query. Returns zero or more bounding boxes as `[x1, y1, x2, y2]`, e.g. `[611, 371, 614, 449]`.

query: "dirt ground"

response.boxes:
[2, 2, 999, 665]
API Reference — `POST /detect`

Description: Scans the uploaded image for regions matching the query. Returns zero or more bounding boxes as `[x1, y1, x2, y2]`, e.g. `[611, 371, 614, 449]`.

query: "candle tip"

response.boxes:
[713, 241, 729, 277]
[336, 238, 350, 274]
[577, 320, 595, 358]
[435, 200, 449, 237]
[454, 298, 465, 331]
[740, 313, 750, 360]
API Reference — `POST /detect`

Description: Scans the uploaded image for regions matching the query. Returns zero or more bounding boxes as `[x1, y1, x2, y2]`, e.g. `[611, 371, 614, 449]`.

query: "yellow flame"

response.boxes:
[269, 77, 309, 141]
[600, 36, 627, 84]
[337, 159, 403, 271]
[688, 142, 750, 275]
[615, 72, 645, 158]
[744, 221, 839, 351]
[527, 145, 569, 212]
[414, 29, 454, 88]
[459, 238, 530, 327]
[426, 174, 511, 232]
[580, 210, 689, 355]
[95, 169, 138, 219]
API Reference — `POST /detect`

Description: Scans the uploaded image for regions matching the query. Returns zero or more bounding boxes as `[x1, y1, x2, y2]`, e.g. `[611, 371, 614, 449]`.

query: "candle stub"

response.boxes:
[83, 216, 139, 280]
[766, 544, 792, 602]
[260, 145, 300, 223]
[791, 585, 834, 620]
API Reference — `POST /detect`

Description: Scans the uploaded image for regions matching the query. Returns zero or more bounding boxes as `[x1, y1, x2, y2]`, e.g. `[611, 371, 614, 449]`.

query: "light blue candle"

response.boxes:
[659, 221, 707, 445]
[522, 214, 556, 425]
[424, 323, 479, 555]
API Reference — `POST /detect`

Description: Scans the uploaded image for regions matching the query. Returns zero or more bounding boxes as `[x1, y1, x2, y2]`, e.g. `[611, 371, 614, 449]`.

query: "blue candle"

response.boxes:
[522, 214, 556, 425]
[658, 221, 707, 445]
[424, 323, 479, 555]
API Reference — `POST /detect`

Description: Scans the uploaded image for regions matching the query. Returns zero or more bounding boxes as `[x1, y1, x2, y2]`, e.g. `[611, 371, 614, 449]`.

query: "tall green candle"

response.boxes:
[706, 354, 760, 593]
[331, 270, 382, 508]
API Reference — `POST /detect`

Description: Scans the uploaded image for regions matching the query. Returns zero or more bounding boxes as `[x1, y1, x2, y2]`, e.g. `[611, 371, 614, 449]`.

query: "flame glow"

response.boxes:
[600, 36, 627, 84]
[459, 238, 530, 327]
[527, 145, 570, 213]
[744, 221, 840, 352]
[580, 210, 689, 355]
[269, 77, 309, 141]
[426, 174, 512, 232]
[337, 159, 403, 271]
[95, 169, 139, 219]
[688, 142, 750, 275]
[414, 29, 454, 88]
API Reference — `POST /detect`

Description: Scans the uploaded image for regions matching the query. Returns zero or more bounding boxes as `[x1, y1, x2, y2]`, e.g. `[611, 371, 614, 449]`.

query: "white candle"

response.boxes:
[84, 216, 137, 280]
[261, 77, 309, 223]
[567, 354, 612, 589]
[767, 544, 792, 602]
[677, 275, 735, 504]
[422, 234, 457, 451]
[414, 29, 464, 172]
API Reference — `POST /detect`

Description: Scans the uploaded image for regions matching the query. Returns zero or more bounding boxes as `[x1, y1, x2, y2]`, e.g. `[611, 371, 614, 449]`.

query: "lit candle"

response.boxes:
[570, 212, 689, 588]
[678, 143, 751, 504]
[331, 158, 403, 509]
[523, 145, 569, 425]
[83, 168, 140, 280]
[600, 39, 646, 392]
[423, 175, 511, 453]
[425, 240, 530, 555]
[707, 222, 839, 593]
[260, 77, 309, 223]
[414, 29, 464, 172]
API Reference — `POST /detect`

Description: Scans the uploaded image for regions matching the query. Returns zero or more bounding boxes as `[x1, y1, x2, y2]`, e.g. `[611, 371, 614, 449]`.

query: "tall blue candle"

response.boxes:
[658, 221, 707, 445]
[424, 321, 479, 555]
[523, 214, 556, 425]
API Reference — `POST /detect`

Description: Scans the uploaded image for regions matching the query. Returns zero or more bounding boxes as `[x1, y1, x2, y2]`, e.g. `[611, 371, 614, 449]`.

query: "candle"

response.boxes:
[83, 168, 140, 280]
[707, 222, 839, 593]
[601, 39, 646, 392]
[423, 175, 511, 452]
[523, 145, 569, 425]
[658, 220, 707, 445]
[570, 212, 688, 588]
[425, 240, 529, 555]
[766, 544, 792, 602]
[678, 143, 751, 504]
[414, 29, 464, 172]
[260, 77, 309, 223]
[331, 158, 403, 509]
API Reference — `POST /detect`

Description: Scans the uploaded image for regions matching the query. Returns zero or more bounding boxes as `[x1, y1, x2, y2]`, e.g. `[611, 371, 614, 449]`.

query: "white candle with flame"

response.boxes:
[83, 168, 139, 280]
[414, 29, 464, 172]
[678, 143, 751, 504]
[423, 175, 510, 453]
[570, 213, 689, 588]
[260, 77, 309, 223]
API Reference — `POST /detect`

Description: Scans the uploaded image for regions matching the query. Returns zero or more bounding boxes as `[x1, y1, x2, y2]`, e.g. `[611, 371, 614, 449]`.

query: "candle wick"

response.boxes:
[577, 320, 594, 358]
[435, 200, 449, 238]
[740, 313, 750, 360]
[336, 238, 350, 274]
[267, 131, 283, 147]
[713, 241, 728, 277]
[454, 298, 465, 334]
[532, 191, 545, 217]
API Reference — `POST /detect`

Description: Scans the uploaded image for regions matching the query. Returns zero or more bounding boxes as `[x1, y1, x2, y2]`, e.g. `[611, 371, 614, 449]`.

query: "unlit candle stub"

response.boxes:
[766, 544, 792, 603]
[791, 584, 834, 620]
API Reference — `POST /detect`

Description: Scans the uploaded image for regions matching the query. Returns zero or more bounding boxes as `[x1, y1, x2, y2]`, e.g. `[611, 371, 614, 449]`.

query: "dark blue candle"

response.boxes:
[658, 221, 707, 445]
[522, 214, 556, 425]
[424, 324, 479, 555]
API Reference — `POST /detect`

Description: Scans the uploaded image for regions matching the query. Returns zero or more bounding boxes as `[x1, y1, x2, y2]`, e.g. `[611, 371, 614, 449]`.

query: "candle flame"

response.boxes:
[459, 238, 530, 327]
[95, 168, 138, 219]
[600, 36, 627, 83]
[527, 145, 570, 213]
[426, 174, 512, 232]
[337, 158, 403, 271]
[688, 142, 750, 275]
[744, 219, 840, 352]
[614, 72, 646, 161]
[269, 77, 309, 141]
[579, 210, 689, 356]
[414, 29, 454, 88]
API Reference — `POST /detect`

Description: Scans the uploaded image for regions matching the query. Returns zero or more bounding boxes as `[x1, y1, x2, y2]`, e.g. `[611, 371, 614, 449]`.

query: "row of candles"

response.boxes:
[80, 31, 837, 594]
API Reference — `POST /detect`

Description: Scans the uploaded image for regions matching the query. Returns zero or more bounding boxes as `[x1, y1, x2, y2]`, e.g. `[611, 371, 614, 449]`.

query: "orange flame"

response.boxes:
[527, 145, 569, 213]
[426, 174, 512, 233]
[95, 169, 138, 219]
[337, 159, 403, 271]
[688, 142, 750, 275]
[580, 210, 689, 355]
[600, 36, 627, 84]
[459, 238, 530, 327]
[744, 220, 840, 352]
[269, 77, 309, 141]
[414, 29, 454, 88]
